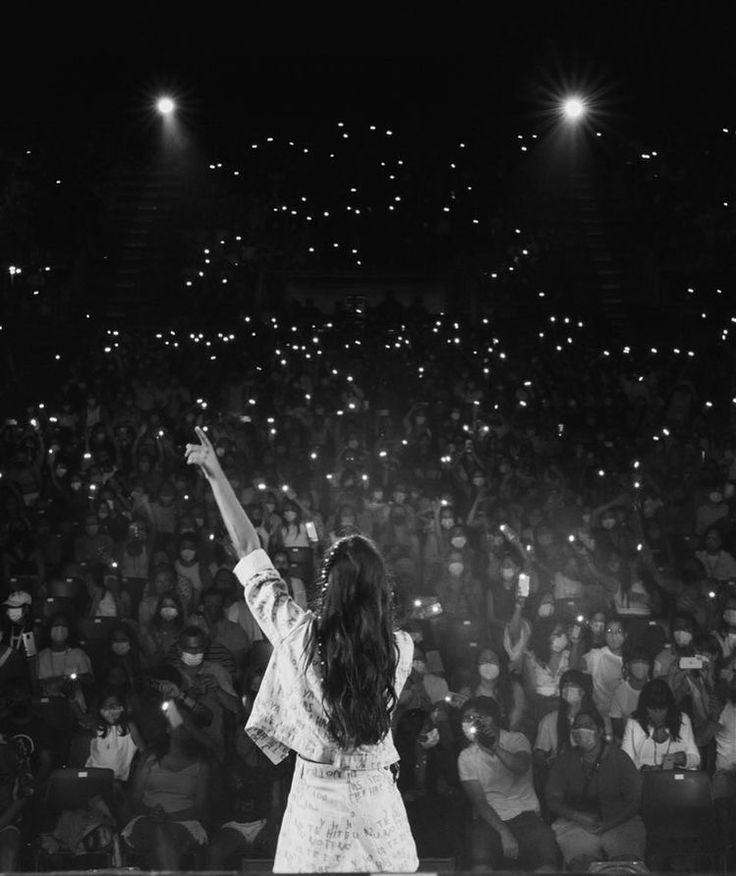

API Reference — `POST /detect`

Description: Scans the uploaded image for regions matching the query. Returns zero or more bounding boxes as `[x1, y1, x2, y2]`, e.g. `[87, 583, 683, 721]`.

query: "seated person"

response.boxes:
[458, 647, 527, 732]
[188, 587, 250, 685]
[522, 616, 572, 723]
[457, 696, 558, 871]
[0, 735, 31, 871]
[534, 669, 596, 767]
[122, 714, 212, 870]
[621, 678, 701, 770]
[546, 706, 646, 871]
[33, 613, 94, 712]
[138, 593, 185, 668]
[85, 689, 143, 784]
[609, 648, 652, 743]
[705, 668, 736, 848]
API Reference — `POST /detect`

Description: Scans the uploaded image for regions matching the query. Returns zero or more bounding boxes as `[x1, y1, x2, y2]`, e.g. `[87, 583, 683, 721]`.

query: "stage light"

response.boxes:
[562, 97, 585, 120]
[156, 97, 175, 116]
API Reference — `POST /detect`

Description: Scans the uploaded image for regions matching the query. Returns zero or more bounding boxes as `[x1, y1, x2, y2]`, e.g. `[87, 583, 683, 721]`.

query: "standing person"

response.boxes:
[185, 427, 418, 873]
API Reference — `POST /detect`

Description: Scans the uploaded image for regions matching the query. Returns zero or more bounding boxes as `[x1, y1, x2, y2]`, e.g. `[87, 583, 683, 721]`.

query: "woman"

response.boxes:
[186, 426, 418, 873]
[139, 592, 185, 668]
[138, 564, 176, 628]
[533, 669, 596, 767]
[609, 649, 652, 743]
[122, 715, 211, 869]
[85, 688, 142, 783]
[578, 619, 626, 730]
[522, 616, 571, 723]
[546, 707, 646, 871]
[459, 647, 527, 732]
[621, 678, 700, 770]
[34, 612, 94, 711]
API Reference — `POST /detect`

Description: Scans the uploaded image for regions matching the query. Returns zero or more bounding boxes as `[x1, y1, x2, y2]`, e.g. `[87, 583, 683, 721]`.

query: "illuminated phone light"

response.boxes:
[257, 483, 266, 491]
[577, 615, 585, 623]
[709, 591, 717, 599]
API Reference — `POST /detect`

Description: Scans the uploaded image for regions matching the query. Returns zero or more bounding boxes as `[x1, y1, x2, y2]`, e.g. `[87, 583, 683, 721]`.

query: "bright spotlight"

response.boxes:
[562, 97, 585, 121]
[156, 97, 175, 116]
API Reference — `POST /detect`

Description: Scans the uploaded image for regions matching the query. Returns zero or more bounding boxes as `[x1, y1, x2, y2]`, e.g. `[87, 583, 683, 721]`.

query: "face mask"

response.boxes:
[538, 603, 554, 618]
[101, 707, 123, 724]
[441, 518, 455, 530]
[551, 634, 569, 653]
[710, 492, 723, 504]
[724, 610, 736, 627]
[181, 651, 204, 667]
[451, 536, 466, 549]
[160, 607, 178, 621]
[450, 412, 461, 422]
[602, 518, 616, 530]
[472, 478, 484, 487]
[98, 509, 109, 519]
[7, 608, 24, 623]
[112, 642, 131, 656]
[573, 727, 597, 748]
[501, 567, 515, 581]
[461, 720, 477, 742]
[180, 549, 196, 563]
[479, 663, 500, 681]
[412, 660, 426, 675]
[629, 661, 650, 680]
[562, 686, 582, 705]
[673, 630, 693, 648]
[215, 447, 226, 458]
[393, 492, 406, 504]
[449, 562, 464, 576]
[71, 481, 82, 491]
[194, 517, 204, 527]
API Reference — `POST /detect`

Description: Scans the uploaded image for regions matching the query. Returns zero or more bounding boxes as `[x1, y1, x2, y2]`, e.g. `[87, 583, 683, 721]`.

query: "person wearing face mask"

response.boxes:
[118, 518, 154, 581]
[434, 549, 483, 646]
[522, 618, 572, 723]
[98, 626, 145, 701]
[653, 613, 698, 680]
[695, 484, 728, 535]
[621, 678, 700, 770]
[139, 593, 185, 668]
[695, 527, 736, 582]
[174, 534, 212, 615]
[167, 627, 240, 762]
[458, 696, 559, 871]
[579, 621, 626, 732]
[609, 650, 653, 743]
[547, 708, 646, 872]
[534, 670, 596, 769]
[34, 613, 94, 712]
[271, 499, 316, 592]
[470, 648, 527, 733]
[190, 588, 250, 684]
[2, 591, 40, 662]
[73, 513, 115, 569]
[85, 690, 142, 785]
[423, 502, 459, 588]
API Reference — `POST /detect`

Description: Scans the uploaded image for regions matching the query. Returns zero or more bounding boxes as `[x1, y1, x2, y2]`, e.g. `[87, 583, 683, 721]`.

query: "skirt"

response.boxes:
[274, 756, 419, 873]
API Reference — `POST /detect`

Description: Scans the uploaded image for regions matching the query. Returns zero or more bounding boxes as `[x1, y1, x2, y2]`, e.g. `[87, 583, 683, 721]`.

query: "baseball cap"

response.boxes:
[3, 590, 32, 607]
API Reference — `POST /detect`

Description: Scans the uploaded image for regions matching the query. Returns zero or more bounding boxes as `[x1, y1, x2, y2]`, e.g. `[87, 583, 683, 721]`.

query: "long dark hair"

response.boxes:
[632, 678, 682, 741]
[556, 669, 596, 756]
[306, 534, 398, 748]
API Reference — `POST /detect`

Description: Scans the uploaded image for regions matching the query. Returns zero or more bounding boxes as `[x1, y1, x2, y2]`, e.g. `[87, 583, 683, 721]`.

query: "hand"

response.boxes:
[662, 752, 685, 769]
[185, 427, 222, 480]
[499, 826, 519, 860]
[418, 728, 440, 750]
[198, 673, 218, 693]
[574, 812, 601, 832]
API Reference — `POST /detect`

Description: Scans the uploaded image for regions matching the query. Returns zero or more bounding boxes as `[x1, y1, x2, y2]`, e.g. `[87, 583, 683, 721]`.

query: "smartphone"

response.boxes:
[305, 521, 318, 542]
[162, 699, 184, 728]
[517, 573, 530, 598]
[679, 656, 704, 670]
[444, 692, 468, 709]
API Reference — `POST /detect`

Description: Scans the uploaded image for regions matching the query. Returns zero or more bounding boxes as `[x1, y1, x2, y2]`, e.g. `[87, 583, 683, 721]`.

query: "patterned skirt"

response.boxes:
[274, 757, 419, 873]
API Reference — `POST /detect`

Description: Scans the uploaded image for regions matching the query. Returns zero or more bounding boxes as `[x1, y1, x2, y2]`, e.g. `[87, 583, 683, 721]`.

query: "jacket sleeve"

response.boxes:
[234, 549, 307, 646]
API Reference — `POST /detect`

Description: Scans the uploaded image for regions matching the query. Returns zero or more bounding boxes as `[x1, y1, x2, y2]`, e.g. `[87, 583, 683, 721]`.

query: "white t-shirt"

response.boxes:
[457, 730, 538, 822]
[621, 712, 700, 769]
[715, 701, 736, 771]
[609, 679, 641, 722]
[583, 646, 623, 716]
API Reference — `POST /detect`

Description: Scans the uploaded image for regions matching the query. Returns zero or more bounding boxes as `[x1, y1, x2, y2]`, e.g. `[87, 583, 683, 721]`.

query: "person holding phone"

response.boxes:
[185, 427, 418, 873]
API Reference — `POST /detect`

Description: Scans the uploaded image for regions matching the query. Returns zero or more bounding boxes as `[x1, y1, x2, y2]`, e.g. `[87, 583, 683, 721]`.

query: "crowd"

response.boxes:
[0, 288, 736, 872]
